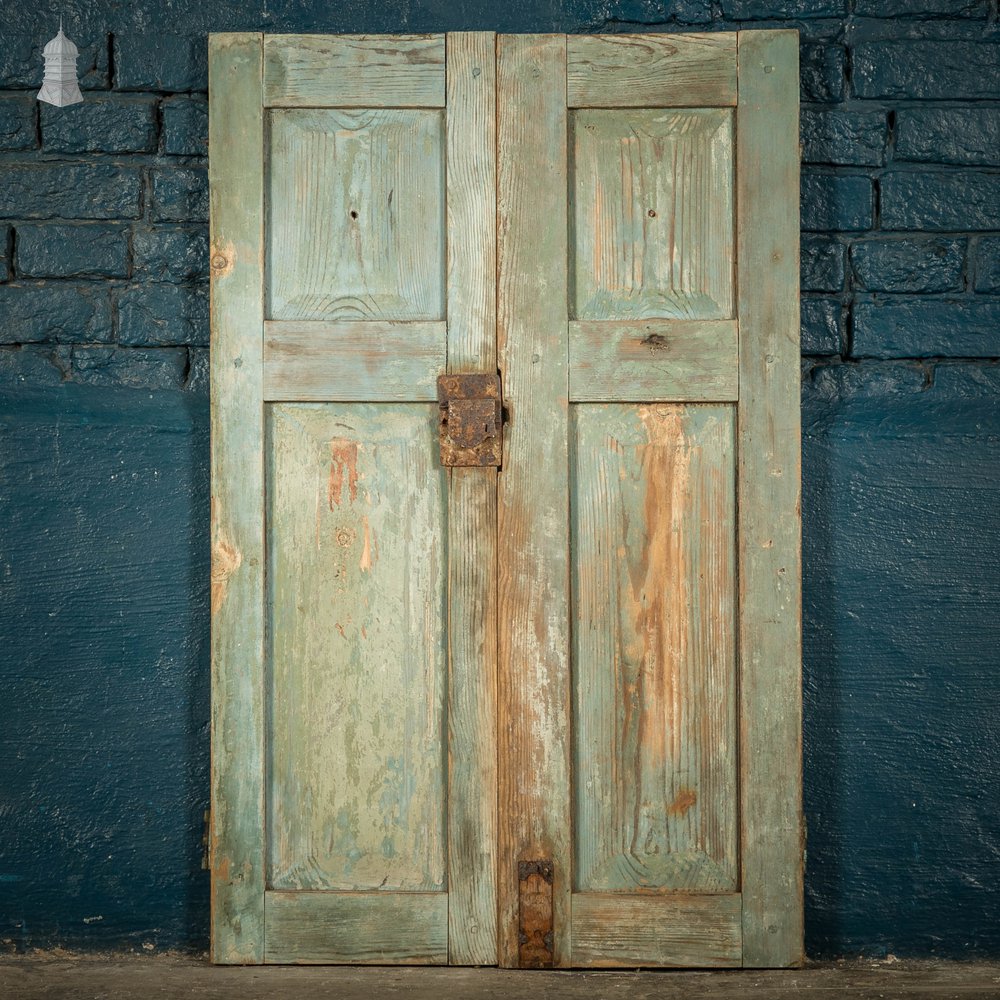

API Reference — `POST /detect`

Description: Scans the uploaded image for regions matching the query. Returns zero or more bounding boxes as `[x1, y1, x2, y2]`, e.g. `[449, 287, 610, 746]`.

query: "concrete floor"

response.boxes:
[1, 956, 1000, 1000]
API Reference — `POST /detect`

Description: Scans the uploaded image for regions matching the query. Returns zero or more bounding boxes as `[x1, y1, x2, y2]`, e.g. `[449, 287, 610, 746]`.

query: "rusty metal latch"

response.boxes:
[437, 373, 503, 467]
[517, 858, 554, 968]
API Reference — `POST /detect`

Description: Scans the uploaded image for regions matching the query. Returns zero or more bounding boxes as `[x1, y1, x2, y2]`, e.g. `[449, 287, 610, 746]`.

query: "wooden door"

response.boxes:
[209, 30, 801, 969]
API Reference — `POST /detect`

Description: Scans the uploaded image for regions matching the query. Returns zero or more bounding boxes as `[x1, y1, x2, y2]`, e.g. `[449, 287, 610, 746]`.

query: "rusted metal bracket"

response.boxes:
[437, 373, 503, 467]
[517, 858, 554, 968]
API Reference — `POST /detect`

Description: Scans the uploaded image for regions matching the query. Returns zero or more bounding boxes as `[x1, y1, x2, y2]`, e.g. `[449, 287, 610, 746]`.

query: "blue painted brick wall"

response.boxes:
[1, 0, 998, 961]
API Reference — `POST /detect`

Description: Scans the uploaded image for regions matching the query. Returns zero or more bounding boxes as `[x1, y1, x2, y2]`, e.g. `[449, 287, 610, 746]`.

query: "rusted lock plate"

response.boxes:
[517, 859, 554, 969]
[437, 373, 502, 467]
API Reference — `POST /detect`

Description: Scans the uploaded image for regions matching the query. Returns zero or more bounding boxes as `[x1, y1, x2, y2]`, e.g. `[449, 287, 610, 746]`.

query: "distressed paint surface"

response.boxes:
[266, 403, 447, 892]
[571, 108, 733, 321]
[567, 33, 737, 109]
[263, 34, 446, 109]
[208, 31, 266, 965]
[444, 31, 499, 968]
[568, 319, 738, 402]
[267, 109, 444, 322]
[736, 30, 804, 968]
[571, 404, 737, 894]
[496, 33, 572, 968]
[571, 893, 742, 967]
[262, 320, 446, 401]
[264, 891, 447, 964]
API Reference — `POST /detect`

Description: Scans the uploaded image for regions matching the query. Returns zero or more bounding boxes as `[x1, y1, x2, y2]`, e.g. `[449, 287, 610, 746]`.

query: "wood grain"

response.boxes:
[264, 34, 446, 108]
[735, 29, 804, 969]
[571, 404, 737, 895]
[445, 31, 498, 968]
[264, 891, 447, 964]
[571, 893, 742, 967]
[569, 320, 738, 402]
[496, 33, 572, 968]
[208, 31, 265, 965]
[266, 403, 447, 893]
[567, 34, 737, 108]
[571, 109, 733, 322]
[267, 108, 444, 323]
[446, 31, 497, 374]
[263, 320, 446, 401]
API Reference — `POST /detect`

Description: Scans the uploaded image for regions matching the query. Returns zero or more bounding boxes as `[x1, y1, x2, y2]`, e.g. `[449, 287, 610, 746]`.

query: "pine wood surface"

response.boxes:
[208, 31, 266, 965]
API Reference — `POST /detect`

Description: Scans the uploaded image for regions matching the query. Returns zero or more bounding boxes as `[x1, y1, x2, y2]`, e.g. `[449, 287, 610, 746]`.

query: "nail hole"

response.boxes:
[647, 209, 656, 218]
[350, 210, 358, 220]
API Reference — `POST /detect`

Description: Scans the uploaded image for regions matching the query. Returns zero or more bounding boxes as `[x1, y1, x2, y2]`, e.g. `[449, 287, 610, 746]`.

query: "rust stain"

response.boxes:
[328, 440, 359, 508]
[668, 787, 698, 817]
[211, 500, 242, 616]
[334, 622, 347, 639]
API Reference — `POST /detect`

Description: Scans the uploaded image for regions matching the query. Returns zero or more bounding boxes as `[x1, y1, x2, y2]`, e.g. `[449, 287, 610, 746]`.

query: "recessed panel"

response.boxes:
[572, 109, 733, 321]
[266, 403, 447, 891]
[571, 403, 737, 893]
[268, 109, 444, 321]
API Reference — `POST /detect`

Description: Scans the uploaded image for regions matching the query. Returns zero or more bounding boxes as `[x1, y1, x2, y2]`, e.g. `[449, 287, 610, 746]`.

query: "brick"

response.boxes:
[70, 346, 188, 390]
[802, 236, 846, 292]
[0, 225, 10, 281]
[186, 347, 209, 393]
[801, 173, 874, 232]
[802, 297, 842, 355]
[854, 0, 988, 14]
[0, 165, 142, 221]
[801, 110, 885, 167]
[973, 238, 1000, 293]
[133, 227, 208, 283]
[162, 98, 207, 157]
[852, 41, 1000, 99]
[117, 284, 208, 347]
[0, 345, 68, 386]
[594, 0, 713, 21]
[114, 34, 207, 91]
[40, 97, 157, 154]
[152, 169, 208, 223]
[800, 43, 845, 103]
[16, 224, 130, 280]
[0, 96, 35, 152]
[895, 109, 1000, 167]
[0, 284, 113, 344]
[0, 33, 109, 90]
[881, 171, 1000, 232]
[721, 0, 846, 16]
[853, 297, 1000, 358]
[851, 239, 965, 294]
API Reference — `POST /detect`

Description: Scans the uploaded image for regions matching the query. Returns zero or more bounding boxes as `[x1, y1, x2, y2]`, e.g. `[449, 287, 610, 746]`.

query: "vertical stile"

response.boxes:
[445, 30, 500, 967]
[736, 29, 804, 968]
[496, 33, 572, 969]
[208, 32, 266, 964]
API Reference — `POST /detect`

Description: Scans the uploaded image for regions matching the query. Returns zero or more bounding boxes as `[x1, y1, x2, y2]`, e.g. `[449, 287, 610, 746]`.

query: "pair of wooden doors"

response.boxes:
[209, 30, 802, 968]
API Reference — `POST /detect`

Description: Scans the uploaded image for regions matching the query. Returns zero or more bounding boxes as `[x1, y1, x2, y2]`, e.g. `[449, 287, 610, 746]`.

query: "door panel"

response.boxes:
[211, 30, 500, 966]
[267, 108, 444, 321]
[571, 108, 733, 321]
[266, 403, 447, 892]
[264, 890, 447, 964]
[210, 29, 801, 969]
[571, 403, 737, 896]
